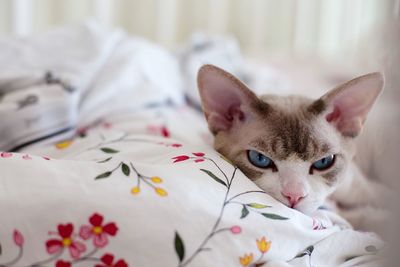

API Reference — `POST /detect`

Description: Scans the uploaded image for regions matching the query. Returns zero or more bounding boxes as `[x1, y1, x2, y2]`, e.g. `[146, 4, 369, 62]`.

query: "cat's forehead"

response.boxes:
[250, 95, 331, 161]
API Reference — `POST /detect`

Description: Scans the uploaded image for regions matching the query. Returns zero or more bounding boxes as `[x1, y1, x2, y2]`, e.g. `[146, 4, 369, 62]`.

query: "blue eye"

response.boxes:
[247, 150, 275, 169]
[311, 155, 335, 171]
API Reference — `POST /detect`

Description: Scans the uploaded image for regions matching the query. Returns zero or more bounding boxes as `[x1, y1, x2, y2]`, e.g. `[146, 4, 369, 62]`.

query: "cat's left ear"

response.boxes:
[318, 72, 384, 137]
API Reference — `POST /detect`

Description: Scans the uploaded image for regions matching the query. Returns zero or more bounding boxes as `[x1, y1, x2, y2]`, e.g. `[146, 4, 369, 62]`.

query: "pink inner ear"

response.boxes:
[198, 65, 254, 133]
[323, 72, 383, 137]
[326, 106, 341, 123]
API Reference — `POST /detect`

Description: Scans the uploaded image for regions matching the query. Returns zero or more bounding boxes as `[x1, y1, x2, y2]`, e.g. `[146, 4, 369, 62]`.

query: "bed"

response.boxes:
[0, 22, 384, 267]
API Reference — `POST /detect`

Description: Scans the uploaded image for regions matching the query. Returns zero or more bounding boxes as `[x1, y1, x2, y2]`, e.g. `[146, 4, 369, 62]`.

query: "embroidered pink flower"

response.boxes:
[95, 253, 128, 267]
[46, 223, 86, 259]
[56, 260, 71, 267]
[79, 213, 118, 248]
[230, 226, 242, 234]
[13, 230, 24, 247]
[1, 152, 13, 158]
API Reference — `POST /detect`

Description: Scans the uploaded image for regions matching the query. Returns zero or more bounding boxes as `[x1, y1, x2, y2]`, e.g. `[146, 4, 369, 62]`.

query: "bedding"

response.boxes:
[0, 22, 385, 267]
[0, 118, 383, 267]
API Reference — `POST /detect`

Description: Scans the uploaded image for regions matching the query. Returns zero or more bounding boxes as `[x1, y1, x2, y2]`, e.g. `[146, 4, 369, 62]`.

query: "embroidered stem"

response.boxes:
[0, 246, 23, 267]
[28, 249, 63, 267]
[179, 167, 237, 267]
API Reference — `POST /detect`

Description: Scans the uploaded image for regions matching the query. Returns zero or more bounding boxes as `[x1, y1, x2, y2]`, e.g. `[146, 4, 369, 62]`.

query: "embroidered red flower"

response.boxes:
[172, 152, 206, 163]
[147, 125, 170, 137]
[56, 260, 71, 267]
[160, 126, 170, 137]
[46, 223, 86, 259]
[172, 155, 190, 163]
[95, 253, 128, 267]
[79, 213, 118, 248]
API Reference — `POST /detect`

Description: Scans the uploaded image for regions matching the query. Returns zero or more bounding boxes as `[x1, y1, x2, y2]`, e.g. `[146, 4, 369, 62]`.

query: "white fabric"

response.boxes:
[0, 21, 184, 151]
[0, 117, 383, 266]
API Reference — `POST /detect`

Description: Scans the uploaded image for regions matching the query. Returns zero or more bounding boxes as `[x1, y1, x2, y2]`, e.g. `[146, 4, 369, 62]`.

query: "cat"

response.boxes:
[197, 64, 390, 228]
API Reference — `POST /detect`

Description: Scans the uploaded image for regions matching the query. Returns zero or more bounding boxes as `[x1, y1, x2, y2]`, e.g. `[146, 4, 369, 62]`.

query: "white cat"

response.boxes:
[197, 64, 390, 230]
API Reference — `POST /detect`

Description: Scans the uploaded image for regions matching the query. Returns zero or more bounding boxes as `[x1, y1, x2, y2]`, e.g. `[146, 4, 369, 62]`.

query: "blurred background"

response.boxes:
[0, 0, 398, 69]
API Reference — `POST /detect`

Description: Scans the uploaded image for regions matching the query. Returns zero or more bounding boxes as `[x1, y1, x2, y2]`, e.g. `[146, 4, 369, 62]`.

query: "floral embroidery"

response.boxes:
[55, 140, 73, 149]
[147, 125, 170, 138]
[239, 236, 272, 267]
[95, 253, 128, 267]
[1, 152, 13, 158]
[56, 260, 71, 267]
[172, 153, 285, 267]
[256, 237, 271, 254]
[0, 213, 128, 267]
[172, 152, 205, 163]
[312, 218, 327, 230]
[95, 161, 168, 197]
[22, 154, 32, 160]
[239, 253, 253, 267]
[46, 224, 86, 259]
[79, 213, 118, 248]
[13, 230, 24, 247]
[294, 245, 314, 267]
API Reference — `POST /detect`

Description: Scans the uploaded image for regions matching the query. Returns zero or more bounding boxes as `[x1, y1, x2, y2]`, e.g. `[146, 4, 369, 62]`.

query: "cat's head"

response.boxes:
[198, 64, 384, 215]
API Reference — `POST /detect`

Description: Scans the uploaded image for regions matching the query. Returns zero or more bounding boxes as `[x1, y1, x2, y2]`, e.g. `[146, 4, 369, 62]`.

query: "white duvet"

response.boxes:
[0, 22, 384, 267]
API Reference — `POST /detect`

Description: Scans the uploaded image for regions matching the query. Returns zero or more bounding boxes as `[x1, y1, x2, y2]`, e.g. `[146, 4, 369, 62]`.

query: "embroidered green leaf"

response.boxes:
[200, 169, 227, 187]
[240, 205, 249, 219]
[246, 203, 271, 209]
[97, 157, 112, 163]
[295, 245, 314, 258]
[174, 231, 185, 262]
[306, 245, 314, 254]
[95, 171, 112, 180]
[121, 163, 130, 176]
[261, 213, 289, 220]
[100, 147, 119, 154]
[365, 245, 378, 253]
[0, 242, 2, 255]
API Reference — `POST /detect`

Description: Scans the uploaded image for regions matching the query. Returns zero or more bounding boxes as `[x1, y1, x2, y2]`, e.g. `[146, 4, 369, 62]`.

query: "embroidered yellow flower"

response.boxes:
[155, 187, 167, 196]
[239, 253, 253, 267]
[151, 176, 163, 183]
[55, 140, 72, 149]
[131, 187, 140, 195]
[256, 237, 271, 254]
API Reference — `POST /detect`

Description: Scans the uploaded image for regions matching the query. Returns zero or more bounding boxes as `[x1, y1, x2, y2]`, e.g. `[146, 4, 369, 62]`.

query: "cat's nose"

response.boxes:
[281, 191, 305, 208]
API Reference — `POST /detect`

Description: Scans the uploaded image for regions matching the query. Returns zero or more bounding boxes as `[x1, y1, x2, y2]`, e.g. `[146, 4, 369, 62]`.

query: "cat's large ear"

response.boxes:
[197, 64, 260, 134]
[319, 72, 384, 137]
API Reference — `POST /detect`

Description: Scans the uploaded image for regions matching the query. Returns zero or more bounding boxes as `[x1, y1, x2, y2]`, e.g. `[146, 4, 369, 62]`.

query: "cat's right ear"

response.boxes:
[197, 64, 259, 134]
[318, 72, 384, 137]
